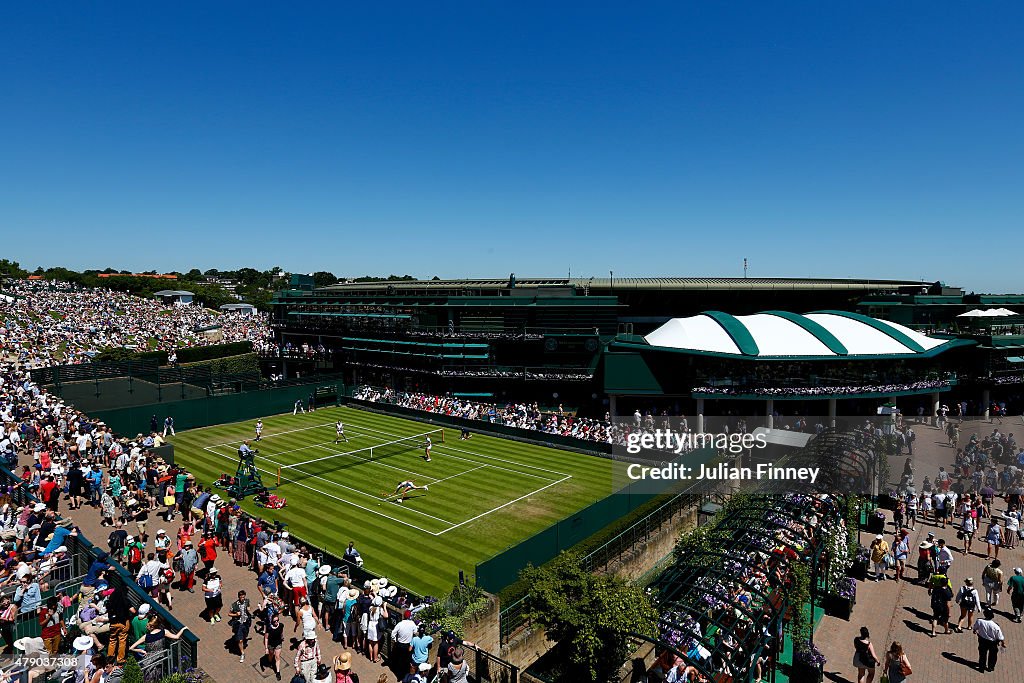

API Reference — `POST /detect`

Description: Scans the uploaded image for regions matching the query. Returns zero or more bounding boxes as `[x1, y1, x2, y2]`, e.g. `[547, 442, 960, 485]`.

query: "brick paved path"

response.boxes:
[59, 491, 397, 683]
[817, 416, 1024, 683]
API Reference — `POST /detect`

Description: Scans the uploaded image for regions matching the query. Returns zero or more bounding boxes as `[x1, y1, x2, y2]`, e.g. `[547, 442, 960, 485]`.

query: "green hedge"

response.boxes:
[93, 348, 168, 364]
[179, 352, 259, 376]
[92, 341, 253, 366]
[175, 340, 253, 363]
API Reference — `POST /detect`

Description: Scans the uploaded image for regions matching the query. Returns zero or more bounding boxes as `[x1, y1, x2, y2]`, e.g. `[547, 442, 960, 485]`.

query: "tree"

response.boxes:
[0, 259, 28, 278]
[182, 269, 204, 281]
[312, 271, 338, 288]
[522, 552, 657, 682]
[122, 655, 144, 683]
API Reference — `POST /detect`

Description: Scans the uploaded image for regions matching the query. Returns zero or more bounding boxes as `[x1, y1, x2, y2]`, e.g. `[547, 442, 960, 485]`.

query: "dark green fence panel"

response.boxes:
[475, 481, 658, 593]
[90, 381, 340, 435]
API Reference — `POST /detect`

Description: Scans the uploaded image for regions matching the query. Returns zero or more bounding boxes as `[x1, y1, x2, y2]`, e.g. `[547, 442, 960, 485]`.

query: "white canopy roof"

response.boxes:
[957, 308, 1016, 318]
[643, 310, 955, 358]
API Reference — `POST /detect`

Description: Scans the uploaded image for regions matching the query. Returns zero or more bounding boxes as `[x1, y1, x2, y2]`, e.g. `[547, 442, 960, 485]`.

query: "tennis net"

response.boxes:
[276, 428, 444, 484]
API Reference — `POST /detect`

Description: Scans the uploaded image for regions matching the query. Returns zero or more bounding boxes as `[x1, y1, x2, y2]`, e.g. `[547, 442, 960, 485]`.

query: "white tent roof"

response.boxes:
[957, 308, 1017, 318]
[643, 310, 955, 358]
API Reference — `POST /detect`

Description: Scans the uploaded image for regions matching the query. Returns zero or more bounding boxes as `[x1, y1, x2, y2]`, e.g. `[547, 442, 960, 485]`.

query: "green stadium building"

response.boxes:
[266, 276, 1024, 418]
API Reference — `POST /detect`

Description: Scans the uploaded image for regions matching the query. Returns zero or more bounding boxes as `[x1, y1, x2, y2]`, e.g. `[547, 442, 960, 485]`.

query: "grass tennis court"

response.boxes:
[172, 406, 616, 595]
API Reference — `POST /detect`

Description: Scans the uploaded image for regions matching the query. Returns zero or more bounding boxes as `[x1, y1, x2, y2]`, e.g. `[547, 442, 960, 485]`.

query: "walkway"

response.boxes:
[816, 416, 1024, 682]
[60, 491, 398, 683]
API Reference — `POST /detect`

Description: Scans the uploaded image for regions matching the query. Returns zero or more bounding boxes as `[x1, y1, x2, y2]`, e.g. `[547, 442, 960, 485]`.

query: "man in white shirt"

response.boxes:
[972, 609, 1006, 673]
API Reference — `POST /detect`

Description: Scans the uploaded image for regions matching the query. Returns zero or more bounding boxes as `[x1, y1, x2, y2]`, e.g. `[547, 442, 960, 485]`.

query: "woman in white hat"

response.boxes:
[364, 595, 387, 663]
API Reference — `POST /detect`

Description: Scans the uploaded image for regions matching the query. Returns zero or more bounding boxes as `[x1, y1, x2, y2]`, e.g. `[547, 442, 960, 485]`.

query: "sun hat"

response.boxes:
[334, 653, 352, 671]
[372, 596, 382, 607]
[875, 534, 883, 540]
[363, 580, 371, 589]
[33, 503, 46, 512]
[138, 604, 151, 616]
[347, 588, 359, 600]
[157, 529, 166, 534]
[418, 663, 432, 673]
[379, 577, 388, 588]
[73, 635, 93, 651]
[55, 546, 68, 553]
[319, 565, 331, 576]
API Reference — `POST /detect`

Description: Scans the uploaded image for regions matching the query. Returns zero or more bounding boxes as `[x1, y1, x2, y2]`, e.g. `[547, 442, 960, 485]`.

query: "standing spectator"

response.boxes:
[332, 652, 357, 683]
[262, 611, 285, 681]
[105, 586, 134, 664]
[982, 560, 1004, 608]
[1007, 567, 1024, 623]
[294, 637, 321, 683]
[364, 596, 386, 664]
[984, 517, 1004, 559]
[929, 575, 953, 636]
[954, 577, 981, 632]
[38, 596, 64, 654]
[391, 609, 418, 673]
[411, 625, 434, 674]
[202, 567, 223, 624]
[972, 608, 1006, 673]
[869, 535, 889, 581]
[175, 540, 199, 593]
[882, 642, 912, 683]
[892, 531, 910, 582]
[852, 626, 878, 683]
[228, 589, 252, 663]
[198, 532, 218, 579]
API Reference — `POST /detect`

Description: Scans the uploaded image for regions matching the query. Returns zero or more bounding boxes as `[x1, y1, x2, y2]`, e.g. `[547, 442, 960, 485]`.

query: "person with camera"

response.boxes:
[228, 589, 252, 663]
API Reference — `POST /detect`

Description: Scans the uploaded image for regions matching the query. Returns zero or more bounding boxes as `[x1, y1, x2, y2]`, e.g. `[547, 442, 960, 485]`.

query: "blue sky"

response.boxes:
[2, 3, 1022, 291]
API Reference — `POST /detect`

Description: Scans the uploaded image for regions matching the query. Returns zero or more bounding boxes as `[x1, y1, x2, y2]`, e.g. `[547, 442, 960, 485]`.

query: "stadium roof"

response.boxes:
[320, 276, 924, 293]
[219, 303, 256, 310]
[639, 310, 972, 359]
[152, 290, 194, 296]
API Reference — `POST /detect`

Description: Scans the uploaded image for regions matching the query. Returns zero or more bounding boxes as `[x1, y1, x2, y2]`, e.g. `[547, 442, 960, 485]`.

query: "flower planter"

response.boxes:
[824, 593, 854, 620]
[791, 660, 824, 682]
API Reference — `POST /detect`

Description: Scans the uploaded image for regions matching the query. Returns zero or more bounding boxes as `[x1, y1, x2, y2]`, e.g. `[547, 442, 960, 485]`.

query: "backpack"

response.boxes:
[128, 544, 142, 564]
[959, 587, 978, 610]
[138, 573, 153, 590]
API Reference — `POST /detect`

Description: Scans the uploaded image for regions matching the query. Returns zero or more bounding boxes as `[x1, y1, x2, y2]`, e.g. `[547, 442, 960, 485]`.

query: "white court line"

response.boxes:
[305, 444, 442, 483]
[204, 444, 459, 527]
[426, 464, 488, 486]
[206, 421, 337, 448]
[340, 418, 570, 481]
[434, 475, 573, 535]
[200, 444, 447, 535]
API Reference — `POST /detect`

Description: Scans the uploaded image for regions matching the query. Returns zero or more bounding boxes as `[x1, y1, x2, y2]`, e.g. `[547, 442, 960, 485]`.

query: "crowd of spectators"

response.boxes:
[0, 280, 271, 370]
[692, 379, 951, 397]
[355, 386, 637, 445]
[1, 358, 466, 682]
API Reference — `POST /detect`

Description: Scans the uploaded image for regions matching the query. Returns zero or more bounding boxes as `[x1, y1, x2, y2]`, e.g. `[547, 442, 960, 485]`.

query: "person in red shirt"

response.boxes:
[199, 532, 218, 578]
[39, 476, 59, 512]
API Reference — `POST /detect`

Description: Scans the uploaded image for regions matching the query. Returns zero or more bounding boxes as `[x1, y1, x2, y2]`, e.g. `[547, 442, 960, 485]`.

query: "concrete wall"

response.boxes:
[467, 499, 703, 673]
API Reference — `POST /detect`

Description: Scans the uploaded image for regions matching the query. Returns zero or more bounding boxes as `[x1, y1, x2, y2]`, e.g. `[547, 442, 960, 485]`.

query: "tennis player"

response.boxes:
[335, 421, 348, 444]
[392, 480, 428, 504]
[255, 419, 263, 442]
[424, 435, 432, 462]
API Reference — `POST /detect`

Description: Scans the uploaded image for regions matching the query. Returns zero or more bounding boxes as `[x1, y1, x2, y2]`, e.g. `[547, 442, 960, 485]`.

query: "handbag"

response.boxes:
[900, 657, 912, 675]
[163, 495, 176, 506]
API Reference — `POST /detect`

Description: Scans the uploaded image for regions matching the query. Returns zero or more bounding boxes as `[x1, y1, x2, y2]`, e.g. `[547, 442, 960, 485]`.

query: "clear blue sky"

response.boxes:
[2, 3, 1022, 291]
